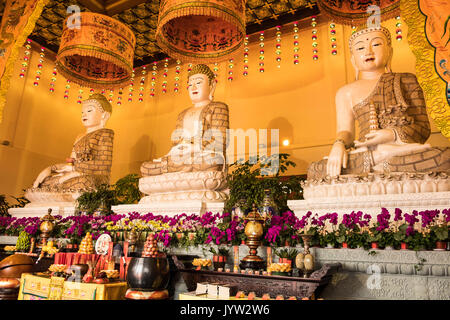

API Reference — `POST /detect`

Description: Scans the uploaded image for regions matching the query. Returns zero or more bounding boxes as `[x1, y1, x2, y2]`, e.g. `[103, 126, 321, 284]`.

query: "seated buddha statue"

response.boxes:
[138, 64, 229, 204]
[307, 25, 450, 183]
[31, 93, 114, 192]
[141, 64, 229, 177]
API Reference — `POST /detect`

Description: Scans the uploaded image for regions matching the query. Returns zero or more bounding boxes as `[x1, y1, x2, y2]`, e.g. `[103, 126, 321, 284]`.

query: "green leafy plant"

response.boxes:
[113, 174, 142, 204]
[225, 153, 304, 213]
[76, 184, 115, 215]
[274, 247, 298, 260]
[430, 224, 449, 242]
[209, 247, 230, 256]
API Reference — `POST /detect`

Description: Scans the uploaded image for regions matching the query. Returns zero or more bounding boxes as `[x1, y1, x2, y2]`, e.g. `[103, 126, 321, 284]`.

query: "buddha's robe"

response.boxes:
[39, 128, 114, 190]
[141, 101, 229, 176]
[307, 73, 450, 180]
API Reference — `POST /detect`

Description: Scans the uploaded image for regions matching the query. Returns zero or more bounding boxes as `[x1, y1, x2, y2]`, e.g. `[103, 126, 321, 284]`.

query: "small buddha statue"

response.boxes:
[307, 25, 450, 181]
[32, 93, 114, 191]
[141, 64, 229, 177]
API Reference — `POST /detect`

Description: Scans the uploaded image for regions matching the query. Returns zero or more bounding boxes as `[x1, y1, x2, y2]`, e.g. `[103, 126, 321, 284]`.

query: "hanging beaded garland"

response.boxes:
[330, 22, 337, 55]
[77, 88, 83, 104]
[150, 61, 157, 97]
[33, 47, 45, 86]
[128, 69, 135, 102]
[117, 87, 123, 105]
[108, 89, 114, 103]
[64, 79, 71, 99]
[293, 22, 299, 65]
[213, 62, 219, 78]
[49, 67, 57, 93]
[275, 26, 282, 68]
[174, 60, 181, 93]
[243, 35, 249, 76]
[259, 31, 265, 73]
[139, 65, 147, 102]
[395, 16, 402, 41]
[162, 58, 169, 93]
[20, 39, 32, 79]
[311, 16, 318, 61]
[228, 58, 234, 81]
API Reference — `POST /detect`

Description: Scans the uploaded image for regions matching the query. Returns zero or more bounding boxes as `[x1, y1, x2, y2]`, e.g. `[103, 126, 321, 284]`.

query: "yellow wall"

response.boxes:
[0, 17, 449, 199]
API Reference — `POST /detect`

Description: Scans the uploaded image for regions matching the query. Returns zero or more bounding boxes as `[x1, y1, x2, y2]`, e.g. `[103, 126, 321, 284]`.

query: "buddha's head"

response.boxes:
[81, 93, 112, 129]
[187, 64, 216, 104]
[349, 25, 393, 79]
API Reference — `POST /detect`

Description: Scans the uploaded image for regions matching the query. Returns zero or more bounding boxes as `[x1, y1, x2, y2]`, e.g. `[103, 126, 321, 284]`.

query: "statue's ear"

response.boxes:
[209, 80, 216, 101]
[386, 47, 393, 73]
[350, 55, 359, 81]
[101, 112, 111, 126]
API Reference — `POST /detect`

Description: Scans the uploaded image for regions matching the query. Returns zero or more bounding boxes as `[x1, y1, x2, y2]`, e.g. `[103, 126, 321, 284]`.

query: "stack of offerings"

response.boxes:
[78, 232, 94, 254]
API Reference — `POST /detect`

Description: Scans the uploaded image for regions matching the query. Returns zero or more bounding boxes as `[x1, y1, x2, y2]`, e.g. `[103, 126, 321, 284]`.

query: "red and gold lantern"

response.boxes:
[156, 0, 245, 63]
[56, 12, 136, 89]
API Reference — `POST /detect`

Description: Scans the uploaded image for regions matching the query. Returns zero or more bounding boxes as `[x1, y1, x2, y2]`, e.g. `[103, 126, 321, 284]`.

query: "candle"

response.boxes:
[233, 245, 239, 270]
[267, 246, 272, 266]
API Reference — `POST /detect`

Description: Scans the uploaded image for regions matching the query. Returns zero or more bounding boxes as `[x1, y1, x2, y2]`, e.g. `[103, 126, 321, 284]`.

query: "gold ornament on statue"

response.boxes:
[240, 204, 266, 270]
[39, 208, 55, 247]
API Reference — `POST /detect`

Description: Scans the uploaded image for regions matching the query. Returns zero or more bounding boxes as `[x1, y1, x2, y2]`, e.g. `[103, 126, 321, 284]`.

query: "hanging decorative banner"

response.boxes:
[0, 0, 48, 123]
[316, 0, 400, 26]
[155, 0, 245, 63]
[56, 12, 136, 89]
[401, 0, 450, 140]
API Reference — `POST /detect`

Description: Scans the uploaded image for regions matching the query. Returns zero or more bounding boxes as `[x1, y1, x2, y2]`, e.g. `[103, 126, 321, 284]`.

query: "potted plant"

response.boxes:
[113, 174, 142, 204]
[430, 223, 448, 250]
[76, 184, 115, 215]
[209, 247, 229, 270]
[274, 247, 298, 266]
[224, 154, 303, 214]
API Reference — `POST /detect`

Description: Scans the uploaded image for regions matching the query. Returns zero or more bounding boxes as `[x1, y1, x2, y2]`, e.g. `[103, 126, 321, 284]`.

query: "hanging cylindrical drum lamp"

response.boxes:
[56, 12, 136, 89]
[155, 0, 246, 63]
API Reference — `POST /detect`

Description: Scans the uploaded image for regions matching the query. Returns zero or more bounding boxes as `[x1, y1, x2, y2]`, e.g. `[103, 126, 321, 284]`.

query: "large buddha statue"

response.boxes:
[31, 93, 114, 193]
[305, 25, 449, 196]
[137, 64, 229, 206]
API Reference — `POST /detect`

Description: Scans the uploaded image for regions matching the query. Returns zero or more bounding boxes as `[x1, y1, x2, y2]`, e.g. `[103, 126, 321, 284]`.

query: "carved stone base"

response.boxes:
[8, 206, 77, 218]
[139, 190, 228, 203]
[139, 171, 227, 195]
[22, 188, 83, 208]
[288, 191, 450, 218]
[112, 200, 225, 216]
[302, 172, 449, 200]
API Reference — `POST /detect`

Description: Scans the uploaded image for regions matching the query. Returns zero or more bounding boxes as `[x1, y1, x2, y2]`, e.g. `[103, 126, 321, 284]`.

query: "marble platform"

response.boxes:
[111, 200, 225, 216]
[8, 206, 77, 218]
[288, 191, 450, 218]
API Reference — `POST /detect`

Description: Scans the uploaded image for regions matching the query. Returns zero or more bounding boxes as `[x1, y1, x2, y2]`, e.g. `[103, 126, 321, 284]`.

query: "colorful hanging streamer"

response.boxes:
[150, 61, 157, 97]
[162, 58, 169, 93]
[330, 22, 337, 55]
[139, 65, 147, 102]
[228, 58, 234, 81]
[19, 39, 32, 79]
[128, 69, 135, 102]
[311, 16, 318, 61]
[33, 47, 45, 86]
[395, 15, 402, 41]
[174, 60, 181, 93]
[49, 67, 57, 93]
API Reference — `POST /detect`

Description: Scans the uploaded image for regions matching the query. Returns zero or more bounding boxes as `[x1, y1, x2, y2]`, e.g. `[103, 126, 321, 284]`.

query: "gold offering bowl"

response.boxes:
[48, 264, 68, 273]
[101, 270, 119, 279]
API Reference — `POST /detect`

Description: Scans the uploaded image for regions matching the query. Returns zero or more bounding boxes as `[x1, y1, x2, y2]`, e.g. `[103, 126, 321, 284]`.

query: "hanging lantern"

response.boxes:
[156, 0, 245, 63]
[56, 12, 136, 89]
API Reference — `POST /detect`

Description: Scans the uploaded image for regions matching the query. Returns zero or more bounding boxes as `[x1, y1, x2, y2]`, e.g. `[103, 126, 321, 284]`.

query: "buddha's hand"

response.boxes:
[32, 167, 52, 188]
[53, 164, 74, 174]
[327, 142, 348, 177]
[354, 129, 396, 148]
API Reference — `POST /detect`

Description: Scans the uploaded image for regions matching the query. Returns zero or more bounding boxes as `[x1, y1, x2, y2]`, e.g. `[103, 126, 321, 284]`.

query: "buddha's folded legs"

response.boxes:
[39, 174, 108, 190]
[140, 153, 224, 177]
[307, 147, 450, 180]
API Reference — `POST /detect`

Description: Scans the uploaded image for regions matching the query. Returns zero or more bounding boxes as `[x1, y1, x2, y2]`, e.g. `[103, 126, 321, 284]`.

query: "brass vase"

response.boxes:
[240, 204, 266, 270]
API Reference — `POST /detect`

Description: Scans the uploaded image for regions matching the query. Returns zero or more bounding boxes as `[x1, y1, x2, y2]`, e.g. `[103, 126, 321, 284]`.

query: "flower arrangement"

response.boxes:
[0, 208, 448, 252]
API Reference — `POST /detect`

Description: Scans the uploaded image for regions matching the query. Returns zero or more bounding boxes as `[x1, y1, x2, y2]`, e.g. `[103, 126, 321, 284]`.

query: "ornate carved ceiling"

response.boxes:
[27, 0, 319, 66]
